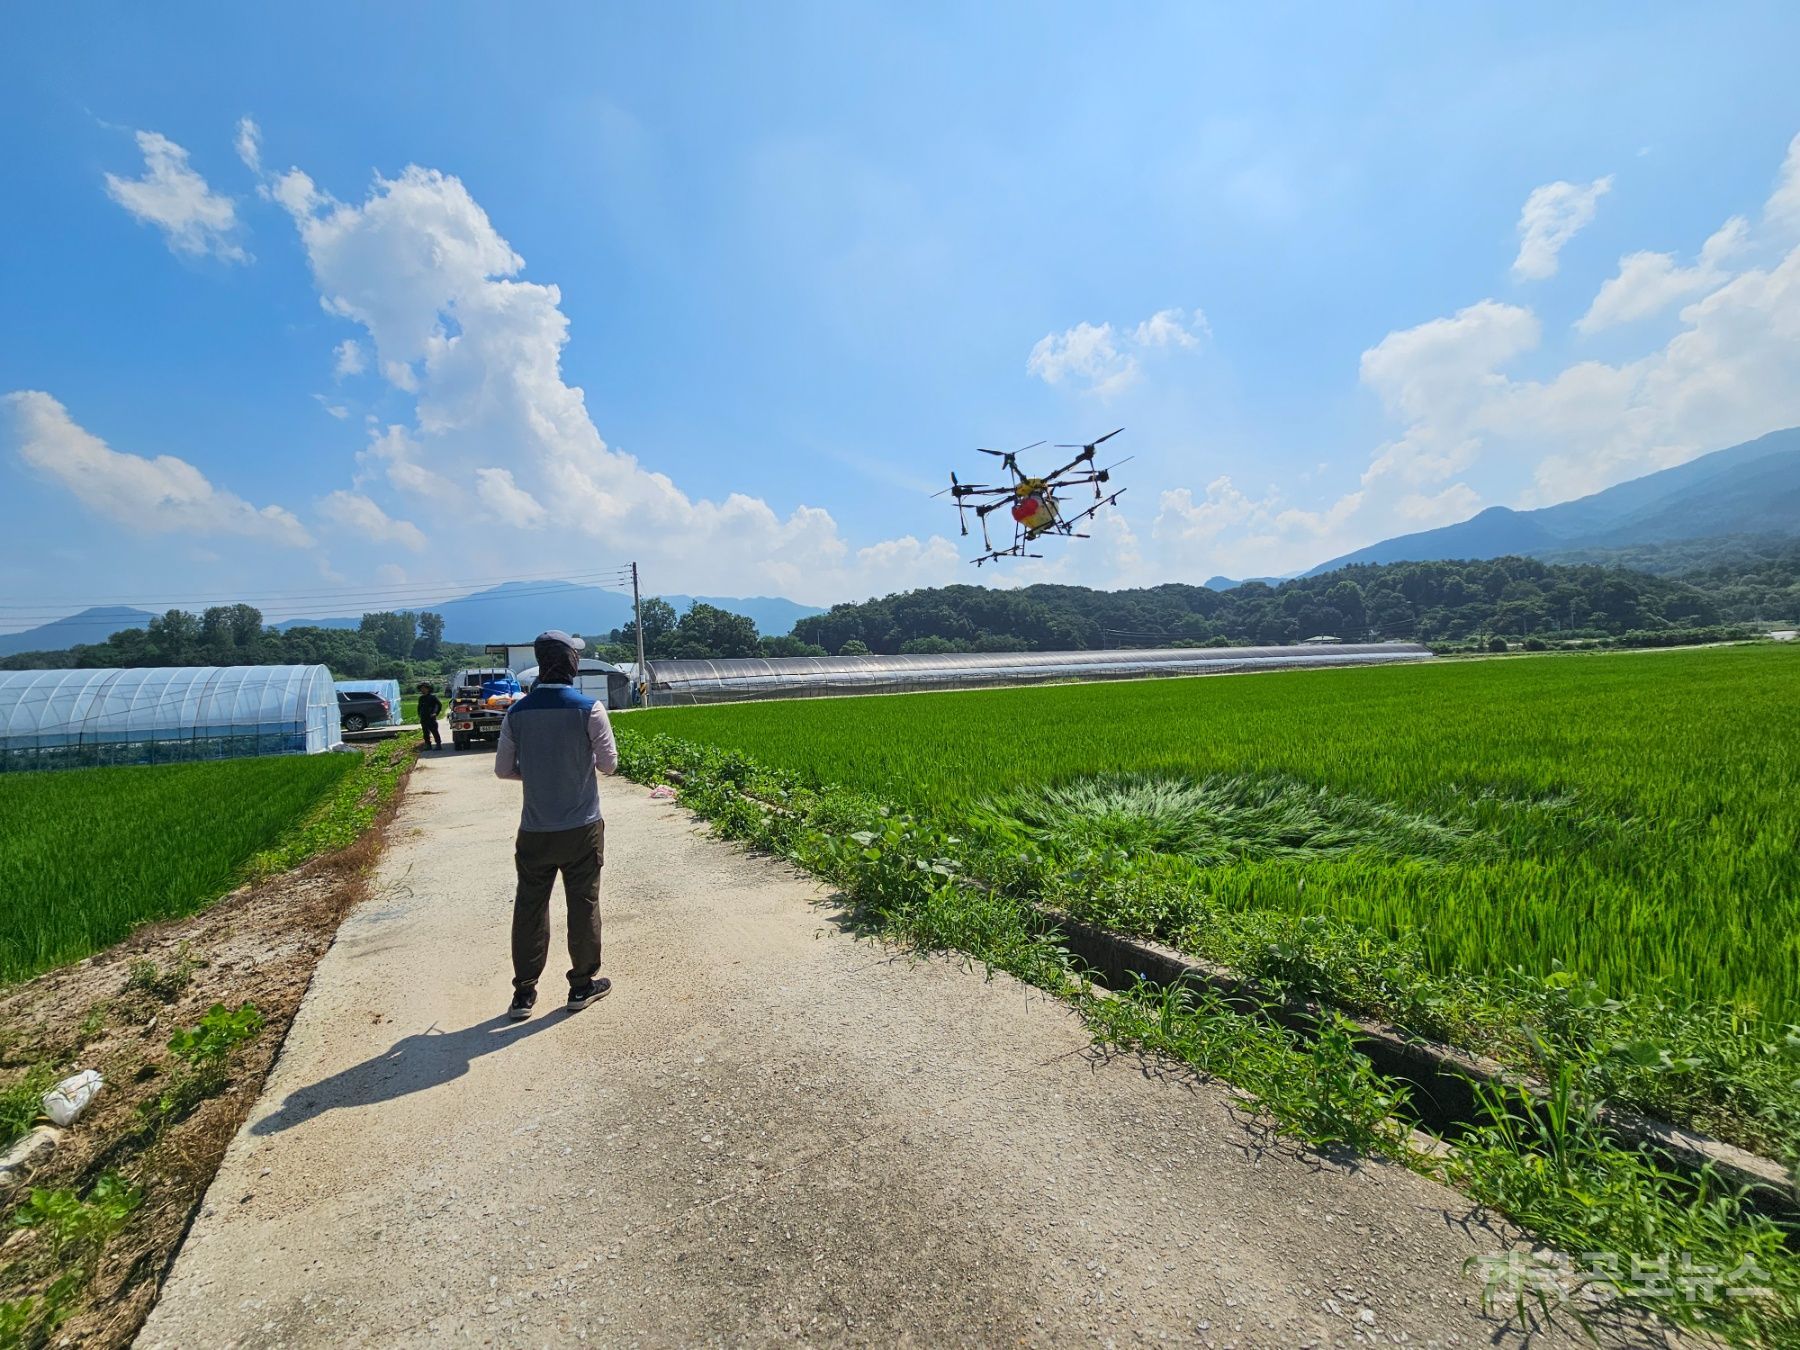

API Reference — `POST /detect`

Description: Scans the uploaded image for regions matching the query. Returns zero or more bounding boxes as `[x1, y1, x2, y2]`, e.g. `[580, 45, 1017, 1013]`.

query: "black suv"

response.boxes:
[336, 689, 391, 733]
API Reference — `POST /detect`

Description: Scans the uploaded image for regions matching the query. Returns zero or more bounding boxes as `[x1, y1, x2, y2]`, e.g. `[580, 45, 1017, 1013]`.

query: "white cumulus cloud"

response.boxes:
[358, 425, 459, 504]
[1522, 242, 1800, 502]
[333, 339, 366, 377]
[234, 116, 262, 175]
[4, 390, 311, 546]
[1512, 175, 1612, 281]
[1272, 491, 1365, 538]
[1578, 217, 1748, 332]
[1358, 300, 1541, 485]
[1028, 307, 1208, 396]
[1146, 472, 1372, 582]
[1152, 477, 1262, 546]
[269, 160, 959, 602]
[474, 467, 547, 528]
[1096, 138, 1800, 582]
[1348, 136, 1800, 512]
[1768, 131, 1800, 233]
[1027, 321, 1137, 396]
[316, 489, 427, 552]
[103, 130, 247, 263]
[1395, 483, 1481, 524]
[1132, 307, 1209, 349]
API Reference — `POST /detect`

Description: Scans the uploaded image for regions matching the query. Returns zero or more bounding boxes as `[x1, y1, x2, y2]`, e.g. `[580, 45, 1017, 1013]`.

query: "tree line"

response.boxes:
[637, 547, 1785, 658]
[0, 606, 482, 680]
[775, 555, 1771, 656]
[613, 551, 1793, 658]
[607, 599, 828, 660]
[7, 547, 1793, 674]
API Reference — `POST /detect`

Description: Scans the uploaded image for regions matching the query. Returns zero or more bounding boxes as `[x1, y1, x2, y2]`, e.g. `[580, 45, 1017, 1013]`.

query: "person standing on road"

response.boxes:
[493, 630, 618, 1020]
[416, 683, 444, 750]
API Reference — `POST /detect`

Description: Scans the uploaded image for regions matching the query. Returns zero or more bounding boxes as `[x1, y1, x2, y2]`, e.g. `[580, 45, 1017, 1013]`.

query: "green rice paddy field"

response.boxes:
[632, 645, 1800, 1020]
[0, 755, 355, 986]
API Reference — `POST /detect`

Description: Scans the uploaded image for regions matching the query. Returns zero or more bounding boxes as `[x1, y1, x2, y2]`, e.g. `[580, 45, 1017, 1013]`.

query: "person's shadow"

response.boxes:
[250, 1012, 566, 1136]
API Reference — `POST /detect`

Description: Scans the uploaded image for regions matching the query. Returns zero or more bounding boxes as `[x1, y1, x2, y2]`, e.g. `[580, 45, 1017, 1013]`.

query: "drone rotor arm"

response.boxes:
[1057, 488, 1126, 532]
[1041, 451, 1094, 481]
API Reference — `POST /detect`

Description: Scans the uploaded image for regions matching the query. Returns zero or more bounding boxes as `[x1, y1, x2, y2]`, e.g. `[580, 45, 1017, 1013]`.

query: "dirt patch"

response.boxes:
[0, 757, 415, 1347]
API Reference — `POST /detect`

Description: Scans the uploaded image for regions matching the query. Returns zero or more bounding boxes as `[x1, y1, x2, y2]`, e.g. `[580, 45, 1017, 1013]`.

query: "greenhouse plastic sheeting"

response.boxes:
[647, 643, 1432, 705]
[334, 678, 402, 711]
[0, 665, 342, 773]
[517, 660, 631, 708]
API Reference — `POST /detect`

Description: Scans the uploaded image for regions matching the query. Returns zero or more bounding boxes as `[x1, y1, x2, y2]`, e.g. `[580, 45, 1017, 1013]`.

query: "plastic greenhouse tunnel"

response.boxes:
[643, 643, 1432, 705]
[0, 665, 344, 773]
[332, 677, 402, 712]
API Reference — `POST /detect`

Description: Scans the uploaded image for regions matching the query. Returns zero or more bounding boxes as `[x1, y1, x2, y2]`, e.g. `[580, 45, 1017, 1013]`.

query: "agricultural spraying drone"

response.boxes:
[934, 430, 1132, 566]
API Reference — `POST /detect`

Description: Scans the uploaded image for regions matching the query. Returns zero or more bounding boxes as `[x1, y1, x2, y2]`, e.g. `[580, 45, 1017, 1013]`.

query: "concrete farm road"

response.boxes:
[140, 749, 1624, 1348]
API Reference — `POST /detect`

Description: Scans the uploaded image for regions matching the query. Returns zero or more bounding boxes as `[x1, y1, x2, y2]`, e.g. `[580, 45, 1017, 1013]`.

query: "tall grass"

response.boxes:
[632, 645, 1800, 1018]
[0, 755, 354, 985]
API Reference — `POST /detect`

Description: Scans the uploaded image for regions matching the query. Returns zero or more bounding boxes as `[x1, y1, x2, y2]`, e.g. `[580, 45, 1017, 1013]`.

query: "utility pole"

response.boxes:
[631, 561, 649, 706]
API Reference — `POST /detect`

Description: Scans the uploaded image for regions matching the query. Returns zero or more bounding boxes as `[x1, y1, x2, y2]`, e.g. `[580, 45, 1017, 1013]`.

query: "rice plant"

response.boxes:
[0, 756, 353, 986]
[615, 721, 1800, 1346]
[632, 644, 1800, 1018]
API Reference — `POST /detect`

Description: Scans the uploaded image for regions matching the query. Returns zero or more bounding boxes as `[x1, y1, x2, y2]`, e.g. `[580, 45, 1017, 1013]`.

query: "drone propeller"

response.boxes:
[1054, 428, 1125, 456]
[977, 439, 1044, 457]
[929, 469, 959, 499]
[1091, 454, 1135, 494]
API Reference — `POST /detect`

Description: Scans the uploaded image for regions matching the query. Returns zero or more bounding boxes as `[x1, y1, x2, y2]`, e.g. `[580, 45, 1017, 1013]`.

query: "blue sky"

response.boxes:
[4, 4, 1799, 628]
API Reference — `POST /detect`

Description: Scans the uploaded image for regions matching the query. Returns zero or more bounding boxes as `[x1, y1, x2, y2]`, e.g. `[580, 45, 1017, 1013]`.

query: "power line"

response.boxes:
[0, 570, 636, 617]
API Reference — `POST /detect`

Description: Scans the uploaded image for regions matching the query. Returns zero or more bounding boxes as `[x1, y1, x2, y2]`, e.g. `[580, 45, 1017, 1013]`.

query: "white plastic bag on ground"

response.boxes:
[42, 1069, 103, 1127]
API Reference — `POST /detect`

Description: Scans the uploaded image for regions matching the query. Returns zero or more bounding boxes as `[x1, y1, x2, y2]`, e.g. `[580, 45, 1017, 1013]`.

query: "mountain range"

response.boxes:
[1203, 574, 1288, 591]
[1299, 427, 1800, 576]
[6, 428, 1796, 657]
[0, 587, 823, 658]
[268, 582, 824, 646]
[0, 605, 161, 658]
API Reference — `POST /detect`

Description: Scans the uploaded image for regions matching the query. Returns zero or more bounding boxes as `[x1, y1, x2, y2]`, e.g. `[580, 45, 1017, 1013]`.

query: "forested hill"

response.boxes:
[7, 548, 1796, 672]
[791, 553, 1796, 655]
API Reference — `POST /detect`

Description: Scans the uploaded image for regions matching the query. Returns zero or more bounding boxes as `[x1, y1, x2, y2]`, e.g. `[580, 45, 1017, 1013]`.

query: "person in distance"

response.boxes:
[416, 682, 443, 750]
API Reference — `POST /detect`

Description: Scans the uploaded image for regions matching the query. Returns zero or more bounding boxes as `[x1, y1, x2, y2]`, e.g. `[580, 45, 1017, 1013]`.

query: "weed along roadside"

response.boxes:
[654, 750, 1799, 1199]
[0, 736, 419, 1347]
[620, 718, 1800, 1349]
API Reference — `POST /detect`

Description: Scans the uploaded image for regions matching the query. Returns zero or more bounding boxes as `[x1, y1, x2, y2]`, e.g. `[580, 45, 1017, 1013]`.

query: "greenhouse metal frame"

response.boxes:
[646, 642, 1432, 705]
[0, 665, 342, 773]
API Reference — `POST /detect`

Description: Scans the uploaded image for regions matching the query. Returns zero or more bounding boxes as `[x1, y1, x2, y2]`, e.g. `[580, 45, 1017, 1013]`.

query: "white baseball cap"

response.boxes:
[535, 629, 586, 651]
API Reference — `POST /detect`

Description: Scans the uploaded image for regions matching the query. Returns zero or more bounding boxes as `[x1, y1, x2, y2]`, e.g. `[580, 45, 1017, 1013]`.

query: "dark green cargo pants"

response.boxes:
[511, 821, 604, 993]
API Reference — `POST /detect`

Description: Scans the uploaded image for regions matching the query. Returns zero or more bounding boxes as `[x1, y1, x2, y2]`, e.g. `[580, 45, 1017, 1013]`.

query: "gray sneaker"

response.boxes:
[508, 988, 537, 1021]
